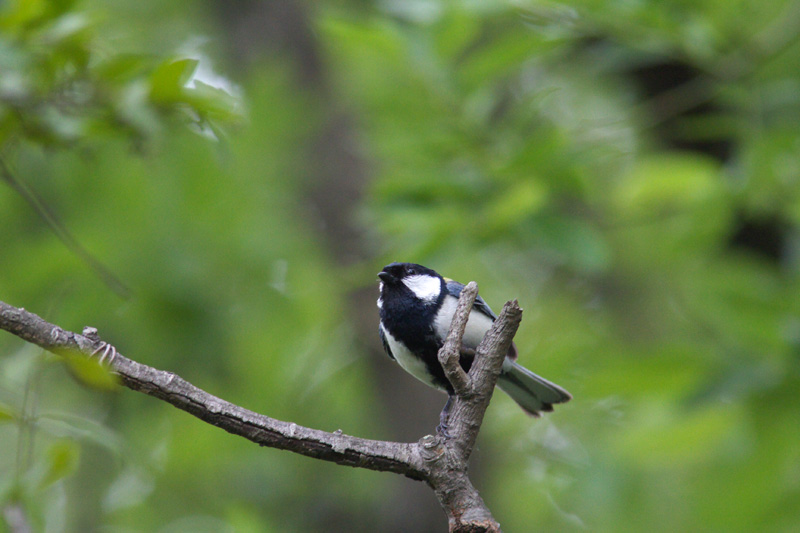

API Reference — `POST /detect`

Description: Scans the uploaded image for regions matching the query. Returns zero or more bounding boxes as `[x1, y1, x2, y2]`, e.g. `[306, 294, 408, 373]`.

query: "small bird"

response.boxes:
[377, 262, 571, 432]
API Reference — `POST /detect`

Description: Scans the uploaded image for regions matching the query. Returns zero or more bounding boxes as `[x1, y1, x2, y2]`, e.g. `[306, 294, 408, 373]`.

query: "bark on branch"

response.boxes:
[0, 290, 522, 533]
[431, 283, 523, 532]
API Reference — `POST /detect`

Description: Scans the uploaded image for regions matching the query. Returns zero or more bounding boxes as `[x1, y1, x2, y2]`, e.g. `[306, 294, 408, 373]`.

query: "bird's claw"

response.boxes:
[90, 342, 117, 366]
[437, 395, 453, 440]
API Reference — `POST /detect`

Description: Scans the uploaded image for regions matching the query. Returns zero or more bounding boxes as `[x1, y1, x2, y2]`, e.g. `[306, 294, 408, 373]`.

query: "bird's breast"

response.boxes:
[433, 295, 495, 349]
[379, 323, 443, 389]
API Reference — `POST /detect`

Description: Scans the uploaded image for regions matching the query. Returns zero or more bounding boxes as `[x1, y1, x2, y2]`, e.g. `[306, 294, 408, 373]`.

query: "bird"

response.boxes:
[377, 262, 571, 433]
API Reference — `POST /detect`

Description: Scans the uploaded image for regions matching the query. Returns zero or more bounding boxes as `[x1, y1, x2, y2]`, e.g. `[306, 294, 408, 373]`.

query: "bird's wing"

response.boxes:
[379, 325, 395, 361]
[444, 279, 498, 320]
[444, 278, 518, 361]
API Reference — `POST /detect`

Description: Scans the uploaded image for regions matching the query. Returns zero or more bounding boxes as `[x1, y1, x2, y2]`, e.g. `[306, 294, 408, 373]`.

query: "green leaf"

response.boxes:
[103, 467, 155, 512]
[35, 12, 92, 47]
[95, 53, 150, 82]
[149, 58, 198, 103]
[184, 79, 242, 122]
[38, 412, 124, 455]
[63, 352, 119, 391]
[0, 402, 16, 422]
[40, 439, 79, 487]
[48, 0, 79, 17]
[0, 0, 49, 33]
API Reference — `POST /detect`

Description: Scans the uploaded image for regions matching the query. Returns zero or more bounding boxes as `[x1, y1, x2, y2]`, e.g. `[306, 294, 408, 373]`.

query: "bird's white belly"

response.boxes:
[380, 324, 441, 389]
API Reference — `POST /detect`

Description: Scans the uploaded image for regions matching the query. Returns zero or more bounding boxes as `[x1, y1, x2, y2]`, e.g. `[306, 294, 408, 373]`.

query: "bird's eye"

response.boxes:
[407, 267, 416, 275]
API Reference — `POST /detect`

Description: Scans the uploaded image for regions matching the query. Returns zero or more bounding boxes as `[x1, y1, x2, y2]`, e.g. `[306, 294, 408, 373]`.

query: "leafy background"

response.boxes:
[1, 0, 799, 531]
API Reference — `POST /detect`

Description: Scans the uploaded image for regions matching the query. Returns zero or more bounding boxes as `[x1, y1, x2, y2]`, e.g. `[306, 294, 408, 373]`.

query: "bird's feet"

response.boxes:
[83, 327, 118, 366]
[90, 342, 117, 365]
[437, 395, 454, 440]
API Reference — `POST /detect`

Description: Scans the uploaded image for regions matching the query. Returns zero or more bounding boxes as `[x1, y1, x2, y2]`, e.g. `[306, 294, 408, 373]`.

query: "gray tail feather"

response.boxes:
[496, 361, 572, 417]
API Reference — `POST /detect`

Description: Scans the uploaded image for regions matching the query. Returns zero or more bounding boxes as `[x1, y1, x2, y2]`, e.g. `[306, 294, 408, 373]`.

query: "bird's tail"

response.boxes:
[496, 361, 572, 417]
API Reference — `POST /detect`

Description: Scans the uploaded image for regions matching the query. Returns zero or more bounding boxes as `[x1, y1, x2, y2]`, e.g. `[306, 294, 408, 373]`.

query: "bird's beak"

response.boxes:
[378, 271, 394, 283]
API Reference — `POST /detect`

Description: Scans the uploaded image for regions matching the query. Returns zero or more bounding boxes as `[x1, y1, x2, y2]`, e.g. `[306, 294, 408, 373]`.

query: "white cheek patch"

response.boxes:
[377, 282, 384, 309]
[402, 274, 441, 302]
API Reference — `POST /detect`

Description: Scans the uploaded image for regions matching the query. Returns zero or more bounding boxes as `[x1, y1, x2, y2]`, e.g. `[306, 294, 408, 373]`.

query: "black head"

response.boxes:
[377, 262, 444, 306]
[378, 262, 440, 284]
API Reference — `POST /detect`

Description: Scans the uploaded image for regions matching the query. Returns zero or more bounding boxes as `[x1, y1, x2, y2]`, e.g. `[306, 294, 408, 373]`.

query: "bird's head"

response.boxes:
[378, 262, 444, 306]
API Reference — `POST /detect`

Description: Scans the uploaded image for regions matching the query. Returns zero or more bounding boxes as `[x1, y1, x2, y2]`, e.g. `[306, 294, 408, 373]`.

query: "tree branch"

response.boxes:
[457, 298, 523, 457]
[0, 293, 523, 533]
[0, 301, 426, 479]
[438, 281, 478, 396]
[428, 285, 523, 532]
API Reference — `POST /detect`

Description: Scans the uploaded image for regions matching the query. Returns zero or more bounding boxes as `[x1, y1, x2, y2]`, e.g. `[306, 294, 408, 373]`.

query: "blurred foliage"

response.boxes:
[2, 0, 800, 532]
[0, 0, 240, 151]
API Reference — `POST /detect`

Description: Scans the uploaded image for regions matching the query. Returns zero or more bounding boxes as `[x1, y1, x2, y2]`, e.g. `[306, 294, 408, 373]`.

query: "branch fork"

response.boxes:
[0, 289, 523, 533]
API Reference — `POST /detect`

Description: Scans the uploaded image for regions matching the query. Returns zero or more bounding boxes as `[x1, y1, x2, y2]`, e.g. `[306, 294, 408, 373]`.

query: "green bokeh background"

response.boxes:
[2, 0, 800, 531]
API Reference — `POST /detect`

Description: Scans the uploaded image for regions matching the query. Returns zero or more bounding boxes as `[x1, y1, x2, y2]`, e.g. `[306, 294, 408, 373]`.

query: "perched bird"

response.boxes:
[377, 262, 571, 431]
